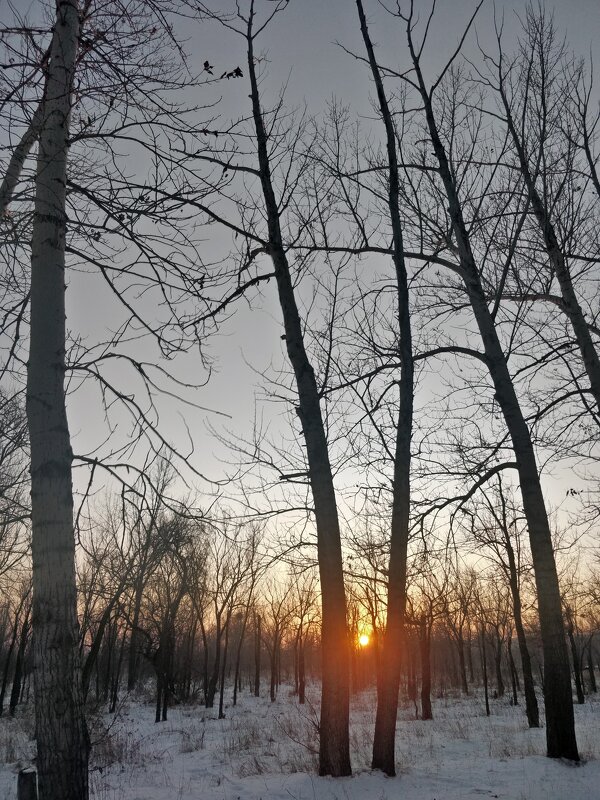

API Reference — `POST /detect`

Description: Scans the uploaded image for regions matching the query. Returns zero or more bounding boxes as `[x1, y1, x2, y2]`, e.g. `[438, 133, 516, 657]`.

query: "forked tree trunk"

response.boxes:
[26, 2, 90, 797]
[245, 5, 350, 776]
[408, 35, 578, 760]
[356, 0, 414, 776]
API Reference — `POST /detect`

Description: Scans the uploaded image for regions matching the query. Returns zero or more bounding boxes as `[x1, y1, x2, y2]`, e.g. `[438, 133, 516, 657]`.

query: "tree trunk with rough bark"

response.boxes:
[356, 0, 414, 776]
[26, 2, 90, 797]
[409, 36, 578, 760]
[0, 100, 44, 215]
[245, 5, 350, 776]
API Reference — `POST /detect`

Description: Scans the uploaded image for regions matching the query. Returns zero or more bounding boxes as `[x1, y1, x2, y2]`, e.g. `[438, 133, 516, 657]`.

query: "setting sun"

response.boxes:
[358, 633, 370, 647]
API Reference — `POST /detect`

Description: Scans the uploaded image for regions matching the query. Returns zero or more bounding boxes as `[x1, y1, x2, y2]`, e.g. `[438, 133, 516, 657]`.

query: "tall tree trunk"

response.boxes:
[587, 637, 597, 693]
[245, 6, 350, 776]
[356, 0, 414, 776]
[26, 3, 90, 797]
[419, 620, 433, 721]
[254, 613, 261, 697]
[566, 611, 584, 704]
[408, 35, 578, 760]
[505, 538, 539, 726]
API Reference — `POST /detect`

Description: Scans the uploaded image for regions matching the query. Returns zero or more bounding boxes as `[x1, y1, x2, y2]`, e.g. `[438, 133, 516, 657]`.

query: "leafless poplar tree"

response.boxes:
[355, 0, 414, 775]
[25, 2, 89, 797]
[192, 0, 351, 775]
[393, 1, 578, 760]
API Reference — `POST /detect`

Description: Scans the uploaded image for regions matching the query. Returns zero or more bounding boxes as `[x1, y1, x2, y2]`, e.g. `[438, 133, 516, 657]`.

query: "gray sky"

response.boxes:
[5, 0, 598, 523]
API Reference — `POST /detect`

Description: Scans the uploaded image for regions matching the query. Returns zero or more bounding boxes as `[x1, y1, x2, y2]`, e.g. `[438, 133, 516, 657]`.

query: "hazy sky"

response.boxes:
[5, 0, 599, 518]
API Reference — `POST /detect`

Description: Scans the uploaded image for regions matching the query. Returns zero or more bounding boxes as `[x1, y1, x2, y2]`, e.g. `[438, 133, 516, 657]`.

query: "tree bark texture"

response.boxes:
[356, 0, 414, 776]
[0, 100, 44, 215]
[409, 38, 578, 760]
[26, 2, 90, 798]
[246, 4, 350, 777]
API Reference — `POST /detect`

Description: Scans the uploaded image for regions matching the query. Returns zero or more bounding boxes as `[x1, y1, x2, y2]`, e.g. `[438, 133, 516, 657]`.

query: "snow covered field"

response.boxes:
[0, 687, 598, 800]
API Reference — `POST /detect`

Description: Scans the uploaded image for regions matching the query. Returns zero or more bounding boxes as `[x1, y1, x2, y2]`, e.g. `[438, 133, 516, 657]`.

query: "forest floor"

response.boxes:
[0, 685, 598, 799]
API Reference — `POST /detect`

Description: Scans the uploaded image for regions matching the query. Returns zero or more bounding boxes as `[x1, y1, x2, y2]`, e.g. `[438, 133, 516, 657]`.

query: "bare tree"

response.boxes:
[464, 479, 540, 726]
[387, 1, 579, 760]
[355, 0, 415, 775]
[24, 3, 89, 797]
[193, 0, 351, 775]
[487, 7, 600, 417]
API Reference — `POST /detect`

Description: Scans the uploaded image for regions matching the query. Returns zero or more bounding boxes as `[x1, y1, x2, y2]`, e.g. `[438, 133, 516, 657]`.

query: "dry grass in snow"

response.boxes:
[0, 685, 598, 799]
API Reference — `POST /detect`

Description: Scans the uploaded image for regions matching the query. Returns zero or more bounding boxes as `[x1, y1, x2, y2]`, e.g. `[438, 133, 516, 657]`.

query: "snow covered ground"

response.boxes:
[0, 686, 599, 799]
